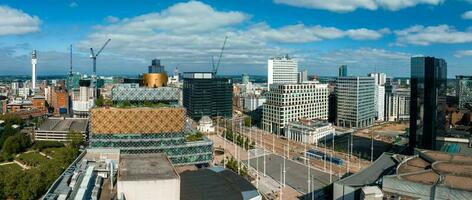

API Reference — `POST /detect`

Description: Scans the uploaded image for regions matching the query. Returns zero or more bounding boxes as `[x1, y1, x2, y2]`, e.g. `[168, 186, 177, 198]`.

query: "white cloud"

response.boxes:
[273, 0, 443, 12]
[77, 1, 386, 74]
[69, 2, 78, 8]
[105, 16, 120, 23]
[462, 10, 472, 20]
[454, 50, 472, 57]
[395, 25, 472, 45]
[0, 6, 41, 36]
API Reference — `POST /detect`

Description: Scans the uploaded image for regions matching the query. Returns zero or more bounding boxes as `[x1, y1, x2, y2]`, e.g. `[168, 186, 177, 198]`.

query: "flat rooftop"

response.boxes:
[180, 167, 259, 200]
[118, 153, 178, 181]
[37, 117, 88, 132]
[289, 119, 332, 129]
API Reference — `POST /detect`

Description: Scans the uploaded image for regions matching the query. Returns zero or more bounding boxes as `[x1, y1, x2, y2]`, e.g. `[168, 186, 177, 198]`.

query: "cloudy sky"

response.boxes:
[0, 0, 472, 77]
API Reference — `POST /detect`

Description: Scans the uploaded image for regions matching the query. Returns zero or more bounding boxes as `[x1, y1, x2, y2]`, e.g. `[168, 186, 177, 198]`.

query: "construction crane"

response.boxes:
[212, 36, 228, 75]
[90, 38, 111, 100]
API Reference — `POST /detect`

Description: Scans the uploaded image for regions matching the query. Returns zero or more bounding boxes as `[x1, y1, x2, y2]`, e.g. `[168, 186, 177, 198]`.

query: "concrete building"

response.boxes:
[47, 85, 70, 116]
[456, 75, 472, 109]
[410, 57, 447, 151]
[34, 117, 88, 142]
[268, 55, 298, 86]
[262, 82, 328, 135]
[298, 69, 308, 83]
[71, 79, 95, 118]
[182, 72, 232, 121]
[118, 153, 180, 200]
[385, 87, 410, 122]
[243, 93, 266, 111]
[336, 77, 375, 128]
[241, 73, 250, 84]
[285, 119, 334, 144]
[368, 73, 386, 121]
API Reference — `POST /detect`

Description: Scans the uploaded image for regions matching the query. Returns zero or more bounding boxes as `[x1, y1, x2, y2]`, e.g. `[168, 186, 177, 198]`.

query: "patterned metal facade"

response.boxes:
[111, 86, 180, 102]
[91, 107, 185, 134]
[89, 107, 213, 165]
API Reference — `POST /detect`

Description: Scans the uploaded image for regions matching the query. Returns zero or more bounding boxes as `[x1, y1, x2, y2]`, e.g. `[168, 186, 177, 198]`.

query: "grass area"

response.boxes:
[42, 147, 67, 158]
[17, 152, 49, 167]
[0, 163, 23, 174]
[186, 132, 204, 142]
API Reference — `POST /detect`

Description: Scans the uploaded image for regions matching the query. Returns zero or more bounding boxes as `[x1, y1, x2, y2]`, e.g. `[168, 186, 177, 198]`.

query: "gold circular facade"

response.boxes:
[143, 73, 168, 88]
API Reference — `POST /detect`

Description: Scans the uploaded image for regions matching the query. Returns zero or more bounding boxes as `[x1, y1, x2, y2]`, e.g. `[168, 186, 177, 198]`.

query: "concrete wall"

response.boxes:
[117, 178, 180, 200]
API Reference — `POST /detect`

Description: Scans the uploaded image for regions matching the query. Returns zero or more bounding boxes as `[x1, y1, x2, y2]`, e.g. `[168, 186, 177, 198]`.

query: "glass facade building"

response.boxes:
[338, 65, 347, 77]
[409, 57, 447, 151]
[336, 76, 376, 128]
[183, 72, 232, 121]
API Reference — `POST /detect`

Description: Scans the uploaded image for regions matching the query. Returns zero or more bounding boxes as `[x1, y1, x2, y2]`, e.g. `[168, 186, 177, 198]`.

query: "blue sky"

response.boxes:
[1, 0, 472, 77]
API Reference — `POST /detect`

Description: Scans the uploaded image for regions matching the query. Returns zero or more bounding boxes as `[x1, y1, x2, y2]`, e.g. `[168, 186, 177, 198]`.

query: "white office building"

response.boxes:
[268, 55, 298, 86]
[72, 86, 95, 118]
[385, 88, 410, 122]
[285, 119, 335, 144]
[262, 82, 329, 135]
[368, 73, 386, 121]
[244, 94, 266, 111]
[336, 77, 375, 128]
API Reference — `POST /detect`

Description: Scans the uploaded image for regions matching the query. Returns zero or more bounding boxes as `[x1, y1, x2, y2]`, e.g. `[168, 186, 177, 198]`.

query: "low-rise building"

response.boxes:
[285, 119, 334, 144]
[197, 116, 214, 133]
[34, 117, 88, 142]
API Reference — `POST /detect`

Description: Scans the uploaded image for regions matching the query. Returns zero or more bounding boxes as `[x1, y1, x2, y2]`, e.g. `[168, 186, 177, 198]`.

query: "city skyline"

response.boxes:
[1, 0, 472, 77]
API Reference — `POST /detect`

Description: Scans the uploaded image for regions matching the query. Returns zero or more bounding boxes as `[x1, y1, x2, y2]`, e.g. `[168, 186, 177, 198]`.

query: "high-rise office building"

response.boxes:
[410, 57, 447, 151]
[241, 73, 250, 85]
[368, 73, 386, 121]
[298, 69, 308, 83]
[336, 77, 375, 128]
[183, 72, 232, 120]
[267, 55, 298, 85]
[456, 75, 472, 109]
[338, 65, 347, 77]
[385, 88, 410, 122]
[262, 82, 328, 135]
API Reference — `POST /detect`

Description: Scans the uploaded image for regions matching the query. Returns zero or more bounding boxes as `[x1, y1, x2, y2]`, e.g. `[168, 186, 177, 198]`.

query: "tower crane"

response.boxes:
[212, 36, 228, 75]
[90, 38, 111, 100]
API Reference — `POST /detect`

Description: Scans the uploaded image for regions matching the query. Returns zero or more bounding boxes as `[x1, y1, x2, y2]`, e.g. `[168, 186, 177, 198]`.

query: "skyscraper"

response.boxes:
[336, 76, 375, 128]
[267, 55, 298, 86]
[368, 73, 386, 121]
[31, 50, 37, 95]
[409, 57, 447, 151]
[338, 65, 347, 77]
[183, 72, 232, 120]
[456, 75, 472, 109]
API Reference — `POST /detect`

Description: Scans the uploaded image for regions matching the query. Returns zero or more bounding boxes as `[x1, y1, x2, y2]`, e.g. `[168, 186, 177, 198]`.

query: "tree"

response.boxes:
[2, 133, 31, 155]
[95, 96, 104, 107]
[122, 100, 132, 108]
[244, 116, 251, 127]
[67, 131, 84, 148]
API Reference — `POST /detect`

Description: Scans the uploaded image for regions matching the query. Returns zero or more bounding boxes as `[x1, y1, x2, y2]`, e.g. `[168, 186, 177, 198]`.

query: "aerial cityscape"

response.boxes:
[1, 0, 472, 200]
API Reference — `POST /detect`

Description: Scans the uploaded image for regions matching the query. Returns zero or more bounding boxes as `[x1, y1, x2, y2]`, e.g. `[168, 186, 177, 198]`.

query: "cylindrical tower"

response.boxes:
[31, 50, 37, 95]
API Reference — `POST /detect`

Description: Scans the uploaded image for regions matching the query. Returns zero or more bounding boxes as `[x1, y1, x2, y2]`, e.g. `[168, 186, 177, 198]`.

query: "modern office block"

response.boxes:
[338, 65, 347, 77]
[183, 72, 232, 121]
[368, 73, 386, 121]
[456, 75, 472, 109]
[336, 77, 375, 128]
[268, 55, 298, 85]
[385, 88, 410, 122]
[298, 69, 308, 83]
[262, 82, 329, 135]
[409, 57, 447, 151]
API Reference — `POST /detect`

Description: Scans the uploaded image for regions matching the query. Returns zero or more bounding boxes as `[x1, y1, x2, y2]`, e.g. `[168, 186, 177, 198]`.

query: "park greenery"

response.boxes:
[222, 156, 250, 179]
[223, 130, 255, 150]
[186, 132, 204, 142]
[0, 114, 80, 200]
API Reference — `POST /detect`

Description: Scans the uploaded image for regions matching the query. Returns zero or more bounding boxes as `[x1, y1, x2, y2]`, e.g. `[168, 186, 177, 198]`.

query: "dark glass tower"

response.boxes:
[338, 65, 347, 77]
[183, 72, 233, 120]
[409, 57, 447, 152]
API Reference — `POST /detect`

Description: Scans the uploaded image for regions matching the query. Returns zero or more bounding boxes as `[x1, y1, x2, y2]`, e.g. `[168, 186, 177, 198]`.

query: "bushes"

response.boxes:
[223, 130, 255, 150]
[31, 141, 65, 151]
[186, 132, 204, 142]
[2, 133, 31, 155]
